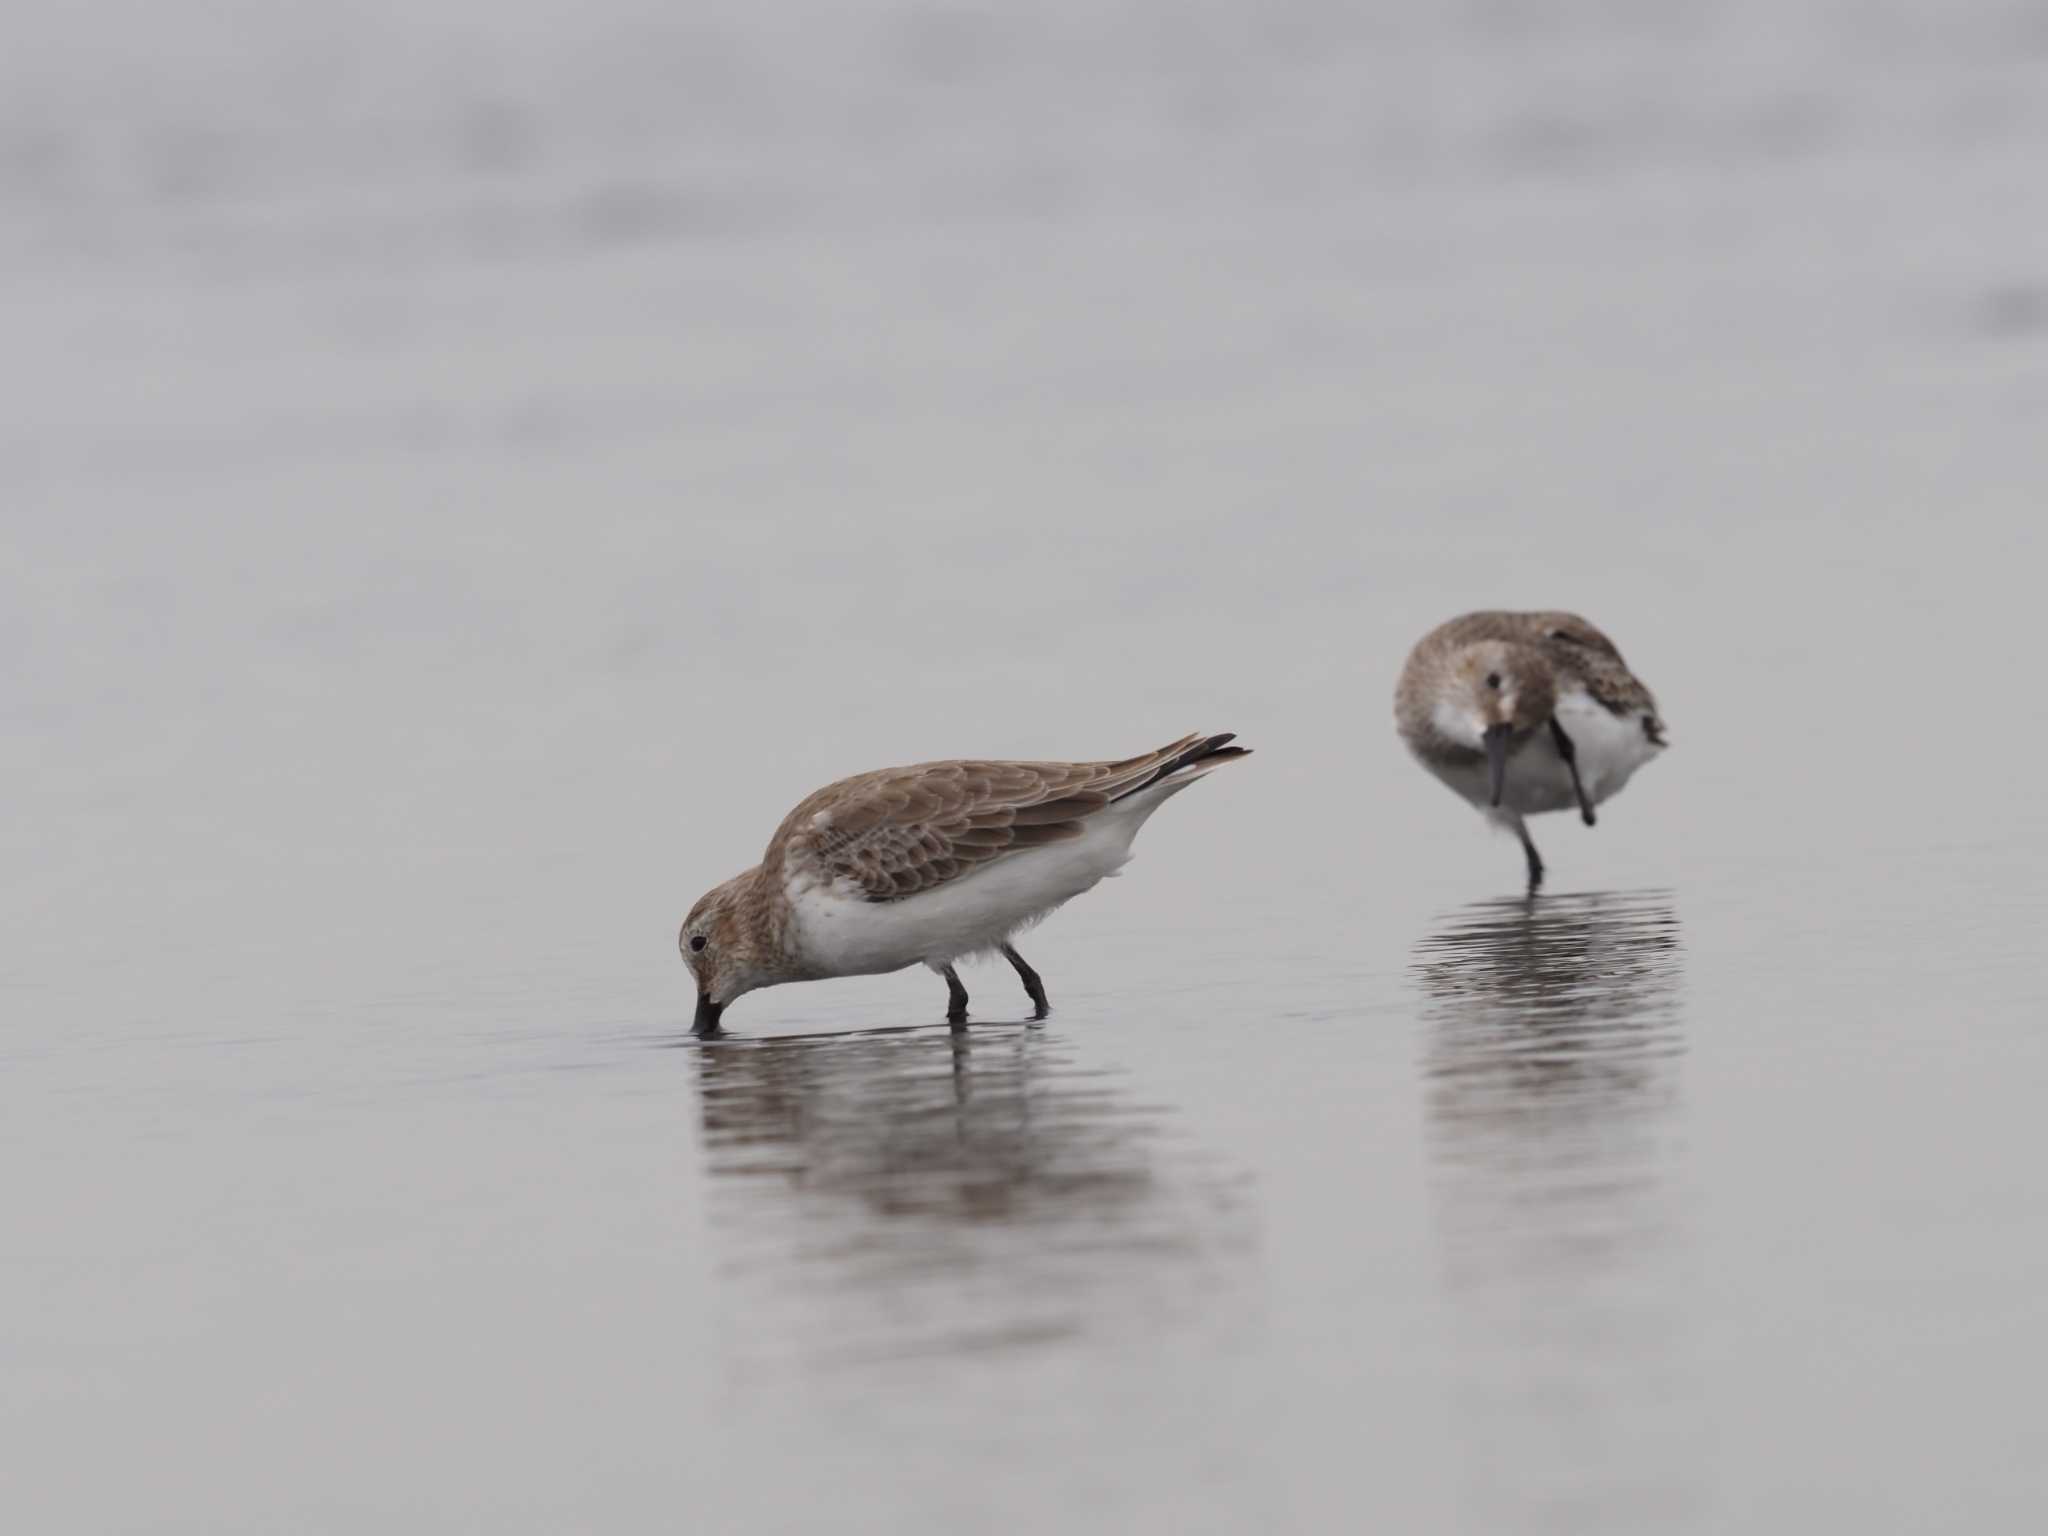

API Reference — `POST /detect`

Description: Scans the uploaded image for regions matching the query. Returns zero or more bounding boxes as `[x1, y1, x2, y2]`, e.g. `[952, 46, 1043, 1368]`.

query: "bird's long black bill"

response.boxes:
[1484, 724, 1511, 807]
[692, 994, 726, 1038]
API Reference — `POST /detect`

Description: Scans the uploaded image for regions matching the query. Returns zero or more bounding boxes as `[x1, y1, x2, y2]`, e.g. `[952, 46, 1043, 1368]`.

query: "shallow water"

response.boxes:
[8, 2, 2048, 1530]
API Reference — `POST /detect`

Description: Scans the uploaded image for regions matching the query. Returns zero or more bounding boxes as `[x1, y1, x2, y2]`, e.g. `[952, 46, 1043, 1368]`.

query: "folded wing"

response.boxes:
[770, 733, 1241, 903]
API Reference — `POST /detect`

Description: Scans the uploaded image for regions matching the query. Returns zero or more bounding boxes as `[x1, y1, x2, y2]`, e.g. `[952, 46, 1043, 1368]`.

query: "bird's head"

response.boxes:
[679, 871, 777, 1034]
[1436, 641, 1557, 806]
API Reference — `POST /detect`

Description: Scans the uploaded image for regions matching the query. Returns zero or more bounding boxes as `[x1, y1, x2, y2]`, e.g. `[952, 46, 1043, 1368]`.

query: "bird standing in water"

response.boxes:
[680, 732, 1250, 1036]
[1396, 611, 1666, 891]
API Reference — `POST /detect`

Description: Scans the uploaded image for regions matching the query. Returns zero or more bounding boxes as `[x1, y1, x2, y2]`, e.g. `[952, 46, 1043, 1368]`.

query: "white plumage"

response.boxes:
[787, 769, 1217, 978]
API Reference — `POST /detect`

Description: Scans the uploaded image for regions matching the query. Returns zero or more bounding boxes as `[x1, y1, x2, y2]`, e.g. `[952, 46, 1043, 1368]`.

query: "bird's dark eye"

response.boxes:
[1549, 630, 1583, 645]
[689, 935, 707, 953]
[1486, 672, 1502, 690]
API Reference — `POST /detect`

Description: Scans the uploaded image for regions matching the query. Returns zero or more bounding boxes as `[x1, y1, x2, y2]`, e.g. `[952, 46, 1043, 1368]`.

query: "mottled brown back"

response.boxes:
[764, 733, 1245, 903]
[1403, 609, 1662, 730]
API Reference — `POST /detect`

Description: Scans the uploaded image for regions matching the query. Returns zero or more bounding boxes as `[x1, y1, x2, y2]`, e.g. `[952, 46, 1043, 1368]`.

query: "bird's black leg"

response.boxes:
[1001, 943, 1050, 1020]
[941, 964, 970, 1028]
[1518, 822, 1546, 894]
[1549, 717, 1596, 827]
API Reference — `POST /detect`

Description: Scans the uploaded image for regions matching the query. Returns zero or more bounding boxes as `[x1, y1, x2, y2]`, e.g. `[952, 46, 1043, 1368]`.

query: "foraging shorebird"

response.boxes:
[1395, 612, 1666, 891]
[680, 732, 1250, 1036]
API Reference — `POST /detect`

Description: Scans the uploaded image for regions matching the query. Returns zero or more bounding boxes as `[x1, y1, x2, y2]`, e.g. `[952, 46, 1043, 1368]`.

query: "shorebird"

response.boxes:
[680, 732, 1250, 1036]
[1395, 611, 1666, 891]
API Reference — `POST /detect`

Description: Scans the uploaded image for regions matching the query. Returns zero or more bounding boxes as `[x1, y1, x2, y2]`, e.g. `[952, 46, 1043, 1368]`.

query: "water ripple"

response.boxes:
[690, 1023, 1247, 1374]
[1414, 890, 1701, 1534]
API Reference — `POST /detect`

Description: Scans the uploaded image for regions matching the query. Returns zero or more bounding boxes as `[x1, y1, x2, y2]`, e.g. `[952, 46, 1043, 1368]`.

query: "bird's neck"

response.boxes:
[730, 867, 802, 984]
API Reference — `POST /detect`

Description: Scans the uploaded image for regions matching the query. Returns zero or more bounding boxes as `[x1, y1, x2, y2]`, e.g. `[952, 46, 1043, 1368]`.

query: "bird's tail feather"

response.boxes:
[1110, 731, 1251, 802]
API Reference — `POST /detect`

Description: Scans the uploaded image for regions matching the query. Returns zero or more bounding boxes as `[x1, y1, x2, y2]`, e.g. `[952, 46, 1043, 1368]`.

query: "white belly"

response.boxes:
[1421, 690, 1662, 820]
[1552, 689, 1661, 804]
[786, 817, 1141, 977]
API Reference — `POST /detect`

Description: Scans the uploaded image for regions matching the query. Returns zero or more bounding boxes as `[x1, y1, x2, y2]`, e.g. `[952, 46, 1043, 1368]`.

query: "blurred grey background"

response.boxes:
[6, 3, 2048, 1532]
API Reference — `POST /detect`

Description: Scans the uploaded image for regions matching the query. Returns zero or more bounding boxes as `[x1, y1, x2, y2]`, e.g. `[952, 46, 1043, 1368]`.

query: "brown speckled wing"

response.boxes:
[1574, 654, 1658, 714]
[1561, 650, 1668, 748]
[1532, 612, 1664, 733]
[767, 735, 1211, 903]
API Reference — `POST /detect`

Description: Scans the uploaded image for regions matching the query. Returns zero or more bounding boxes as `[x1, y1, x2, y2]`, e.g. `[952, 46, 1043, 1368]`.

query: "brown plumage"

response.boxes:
[1397, 610, 1664, 747]
[770, 732, 1246, 905]
[681, 732, 1250, 1035]
[1395, 611, 1667, 891]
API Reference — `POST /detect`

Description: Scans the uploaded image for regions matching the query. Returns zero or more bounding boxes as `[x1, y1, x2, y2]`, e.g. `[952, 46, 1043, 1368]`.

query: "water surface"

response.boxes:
[7, 2, 2048, 1530]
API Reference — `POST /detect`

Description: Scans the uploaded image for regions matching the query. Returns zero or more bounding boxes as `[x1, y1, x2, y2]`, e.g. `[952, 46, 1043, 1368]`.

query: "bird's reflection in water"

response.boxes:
[691, 1024, 1242, 1372]
[1415, 890, 1701, 1535]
